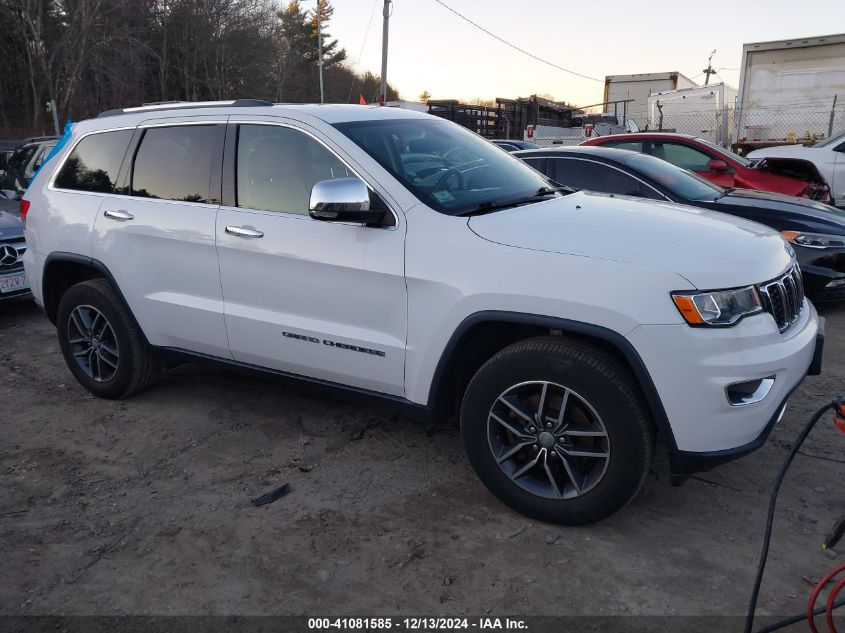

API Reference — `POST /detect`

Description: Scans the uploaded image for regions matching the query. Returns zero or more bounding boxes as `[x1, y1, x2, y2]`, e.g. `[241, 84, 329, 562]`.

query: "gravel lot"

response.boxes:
[1, 255, 843, 624]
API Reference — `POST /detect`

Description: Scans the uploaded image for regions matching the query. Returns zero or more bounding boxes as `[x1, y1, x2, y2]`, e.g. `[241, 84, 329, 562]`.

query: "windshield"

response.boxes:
[693, 137, 752, 166]
[621, 153, 723, 201]
[334, 118, 557, 215]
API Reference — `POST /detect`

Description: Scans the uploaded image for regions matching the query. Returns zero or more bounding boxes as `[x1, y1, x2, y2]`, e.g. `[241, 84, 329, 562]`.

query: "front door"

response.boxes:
[216, 120, 407, 396]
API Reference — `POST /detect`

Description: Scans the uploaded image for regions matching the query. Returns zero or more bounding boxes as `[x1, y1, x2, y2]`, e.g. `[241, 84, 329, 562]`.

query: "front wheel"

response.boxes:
[460, 337, 654, 525]
[57, 278, 160, 399]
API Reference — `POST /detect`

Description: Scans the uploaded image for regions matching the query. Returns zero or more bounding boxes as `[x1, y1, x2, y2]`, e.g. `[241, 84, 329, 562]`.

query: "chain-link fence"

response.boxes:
[529, 102, 845, 152]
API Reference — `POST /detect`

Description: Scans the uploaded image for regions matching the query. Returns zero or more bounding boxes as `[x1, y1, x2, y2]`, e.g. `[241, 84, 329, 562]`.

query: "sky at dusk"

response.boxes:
[323, 0, 845, 106]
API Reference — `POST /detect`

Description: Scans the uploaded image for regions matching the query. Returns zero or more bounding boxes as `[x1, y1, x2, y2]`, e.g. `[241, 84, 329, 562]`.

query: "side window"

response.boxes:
[12, 146, 37, 171]
[236, 124, 351, 215]
[650, 142, 712, 172]
[521, 157, 546, 173]
[551, 158, 658, 198]
[132, 126, 218, 203]
[601, 140, 644, 153]
[55, 131, 132, 193]
[550, 158, 613, 191]
[32, 144, 56, 172]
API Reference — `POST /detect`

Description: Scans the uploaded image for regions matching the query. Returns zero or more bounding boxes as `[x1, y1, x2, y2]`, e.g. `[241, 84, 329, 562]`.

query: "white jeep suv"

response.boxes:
[22, 100, 824, 524]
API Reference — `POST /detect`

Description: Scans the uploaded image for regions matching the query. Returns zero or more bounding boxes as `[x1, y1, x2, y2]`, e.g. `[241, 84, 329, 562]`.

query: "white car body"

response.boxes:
[749, 133, 845, 208]
[22, 103, 821, 479]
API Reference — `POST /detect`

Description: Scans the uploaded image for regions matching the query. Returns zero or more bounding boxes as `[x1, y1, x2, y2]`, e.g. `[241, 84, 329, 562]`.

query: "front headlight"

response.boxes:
[671, 286, 763, 326]
[782, 231, 845, 249]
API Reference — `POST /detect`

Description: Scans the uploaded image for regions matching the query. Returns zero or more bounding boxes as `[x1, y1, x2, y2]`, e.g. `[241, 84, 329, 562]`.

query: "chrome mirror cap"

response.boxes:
[309, 177, 370, 218]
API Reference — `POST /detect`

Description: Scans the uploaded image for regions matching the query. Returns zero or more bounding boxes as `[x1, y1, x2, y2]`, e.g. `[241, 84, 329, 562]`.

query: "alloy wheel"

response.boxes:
[67, 305, 120, 382]
[487, 381, 611, 500]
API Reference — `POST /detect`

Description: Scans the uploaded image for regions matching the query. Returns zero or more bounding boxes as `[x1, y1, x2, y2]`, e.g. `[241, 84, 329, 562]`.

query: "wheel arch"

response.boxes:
[427, 311, 677, 451]
[42, 253, 142, 339]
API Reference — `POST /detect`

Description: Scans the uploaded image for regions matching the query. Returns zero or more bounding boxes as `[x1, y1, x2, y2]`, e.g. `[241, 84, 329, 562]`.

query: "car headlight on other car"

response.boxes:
[781, 231, 845, 249]
[671, 286, 763, 327]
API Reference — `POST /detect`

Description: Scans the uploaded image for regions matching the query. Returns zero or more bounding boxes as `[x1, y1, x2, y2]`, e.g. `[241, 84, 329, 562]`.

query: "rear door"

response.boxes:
[215, 118, 407, 396]
[92, 117, 231, 358]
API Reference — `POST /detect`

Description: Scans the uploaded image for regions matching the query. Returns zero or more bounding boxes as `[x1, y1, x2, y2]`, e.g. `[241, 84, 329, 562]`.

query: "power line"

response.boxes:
[432, 0, 602, 82]
[347, 0, 380, 103]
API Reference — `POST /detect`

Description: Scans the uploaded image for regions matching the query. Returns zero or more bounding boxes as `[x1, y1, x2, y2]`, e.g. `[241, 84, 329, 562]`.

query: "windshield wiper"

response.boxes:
[457, 187, 574, 217]
[714, 187, 735, 201]
[537, 185, 577, 195]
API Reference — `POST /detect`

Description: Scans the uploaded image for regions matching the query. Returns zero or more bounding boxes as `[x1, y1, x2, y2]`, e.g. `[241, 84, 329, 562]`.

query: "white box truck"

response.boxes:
[734, 33, 845, 153]
[647, 82, 737, 146]
[604, 72, 698, 124]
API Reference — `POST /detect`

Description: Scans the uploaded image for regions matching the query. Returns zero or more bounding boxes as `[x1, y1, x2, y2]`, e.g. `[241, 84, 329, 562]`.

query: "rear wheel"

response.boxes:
[460, 337, 653, 525]
[57, 279, 160, 399]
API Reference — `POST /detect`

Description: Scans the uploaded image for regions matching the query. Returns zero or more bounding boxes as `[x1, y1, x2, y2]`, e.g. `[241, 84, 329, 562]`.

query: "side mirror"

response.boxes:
[708, 159, 729, 172]
[309, 177, 386, 225]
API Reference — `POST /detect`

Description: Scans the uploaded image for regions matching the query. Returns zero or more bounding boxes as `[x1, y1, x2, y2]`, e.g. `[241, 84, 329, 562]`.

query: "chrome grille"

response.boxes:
[758, 264, 804, 332]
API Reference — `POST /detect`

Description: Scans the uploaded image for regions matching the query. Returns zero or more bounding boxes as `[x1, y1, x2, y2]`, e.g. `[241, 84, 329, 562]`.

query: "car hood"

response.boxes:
[713, 189, 845, 233]
[748, 144, 817, 159]
[468, 191, 793, 289]
[0, 209, 23, 237]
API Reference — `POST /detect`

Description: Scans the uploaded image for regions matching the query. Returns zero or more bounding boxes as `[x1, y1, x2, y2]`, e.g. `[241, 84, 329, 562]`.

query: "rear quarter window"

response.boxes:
[54, 130, 132, 193]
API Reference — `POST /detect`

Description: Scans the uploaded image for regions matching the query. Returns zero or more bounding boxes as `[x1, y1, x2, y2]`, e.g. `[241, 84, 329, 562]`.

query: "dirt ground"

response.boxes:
[1, 283, 844, 623]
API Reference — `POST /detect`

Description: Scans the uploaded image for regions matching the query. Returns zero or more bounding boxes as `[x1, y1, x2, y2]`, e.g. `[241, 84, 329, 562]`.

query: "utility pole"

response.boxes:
[702, 49, 717, 86]
[317, 0, 324, 103]
[379, 0, 391, 105]
[46, 100, 60, 136]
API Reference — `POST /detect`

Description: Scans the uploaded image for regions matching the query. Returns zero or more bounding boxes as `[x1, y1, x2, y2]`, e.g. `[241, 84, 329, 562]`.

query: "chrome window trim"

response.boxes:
[228, 119, 400, 228]
[544, 156, 669, 201]
[137, 120, 228, 128]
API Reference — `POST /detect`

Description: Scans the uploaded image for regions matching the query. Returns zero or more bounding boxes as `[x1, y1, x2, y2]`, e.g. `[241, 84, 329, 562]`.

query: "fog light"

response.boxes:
[826, 278, 845, 288]
[726, 376, 776, 406]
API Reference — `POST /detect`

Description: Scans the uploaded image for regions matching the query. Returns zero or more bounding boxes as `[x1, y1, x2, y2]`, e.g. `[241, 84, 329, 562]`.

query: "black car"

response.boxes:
[491, 139, 540, 152]
[1, 137, 59, 196]
[515, 146, 845, 301]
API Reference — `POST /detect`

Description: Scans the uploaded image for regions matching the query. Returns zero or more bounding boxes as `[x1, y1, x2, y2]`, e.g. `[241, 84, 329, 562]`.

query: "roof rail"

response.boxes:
[97, 99, 273, 118]
[22, 135, 60, 143]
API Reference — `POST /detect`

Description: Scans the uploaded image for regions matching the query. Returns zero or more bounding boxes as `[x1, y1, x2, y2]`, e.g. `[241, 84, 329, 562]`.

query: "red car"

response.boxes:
[581, 133, 832, 203]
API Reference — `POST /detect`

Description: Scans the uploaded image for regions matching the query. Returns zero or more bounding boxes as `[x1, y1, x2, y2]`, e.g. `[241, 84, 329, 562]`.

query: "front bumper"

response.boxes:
[627, 301, 820, 471]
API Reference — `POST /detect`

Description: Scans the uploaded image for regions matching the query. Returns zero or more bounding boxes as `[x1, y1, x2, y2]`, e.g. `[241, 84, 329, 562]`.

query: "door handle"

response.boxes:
[103, 209, 134, 221]
[225, 226, 264, 238]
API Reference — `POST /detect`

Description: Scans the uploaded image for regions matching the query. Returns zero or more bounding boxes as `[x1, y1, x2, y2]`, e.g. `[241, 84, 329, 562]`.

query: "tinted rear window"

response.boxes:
[131, 126, 218, 203]
[54, 130, 132, 193]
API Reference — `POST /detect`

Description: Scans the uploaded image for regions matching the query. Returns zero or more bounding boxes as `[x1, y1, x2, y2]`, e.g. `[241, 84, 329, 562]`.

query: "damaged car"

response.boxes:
[582, 132, 832, 204]
[748, 130, 845, 209]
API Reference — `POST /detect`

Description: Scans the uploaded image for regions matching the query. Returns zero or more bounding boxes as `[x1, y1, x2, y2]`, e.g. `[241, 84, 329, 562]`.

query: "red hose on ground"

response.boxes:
[826, 576, 845, 633]
[808, 563, 845, 633]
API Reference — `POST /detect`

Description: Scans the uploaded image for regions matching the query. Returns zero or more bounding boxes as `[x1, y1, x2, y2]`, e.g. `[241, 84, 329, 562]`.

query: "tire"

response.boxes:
[57, 278, 160, 399]
[460, 336, 653, 525]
